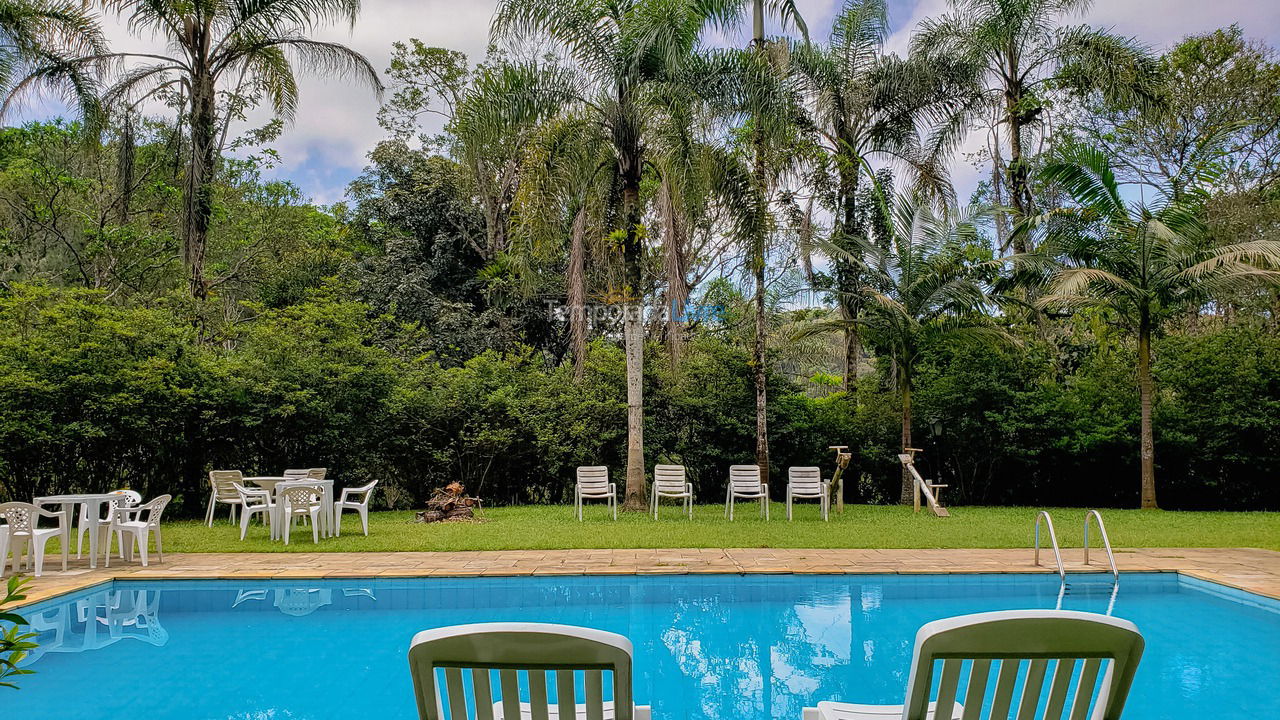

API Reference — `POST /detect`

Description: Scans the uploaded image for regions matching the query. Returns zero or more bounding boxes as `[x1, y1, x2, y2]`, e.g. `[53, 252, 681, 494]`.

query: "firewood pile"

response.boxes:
[415, 481, 482, 523]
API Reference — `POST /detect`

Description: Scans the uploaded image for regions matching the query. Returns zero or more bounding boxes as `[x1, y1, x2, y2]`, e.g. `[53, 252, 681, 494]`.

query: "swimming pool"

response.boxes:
[12, 572, 1279, 719]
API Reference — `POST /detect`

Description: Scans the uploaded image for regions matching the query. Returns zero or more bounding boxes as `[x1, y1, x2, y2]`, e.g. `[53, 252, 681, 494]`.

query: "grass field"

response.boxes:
[159, 504, 1280, 553]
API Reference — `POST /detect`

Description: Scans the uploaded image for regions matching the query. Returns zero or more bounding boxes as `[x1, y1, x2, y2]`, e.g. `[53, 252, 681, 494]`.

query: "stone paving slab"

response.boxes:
[11, 547, 1280, 606]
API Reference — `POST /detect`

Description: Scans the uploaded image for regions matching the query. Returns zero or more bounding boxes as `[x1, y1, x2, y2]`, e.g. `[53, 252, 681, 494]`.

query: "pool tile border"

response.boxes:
[12, 547, 1280, 606]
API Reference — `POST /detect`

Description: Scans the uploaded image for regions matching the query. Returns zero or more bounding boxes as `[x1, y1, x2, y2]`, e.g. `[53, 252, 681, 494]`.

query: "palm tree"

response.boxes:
[911, 0, 1155, 252]
[1, 0, 106, 123]
[857, 195, 1010, 503]
[77, 0, 383, 299]
[1018, 147, 1280, 508]
[494, 0, 745, 510]
[793, 0, 977, 390]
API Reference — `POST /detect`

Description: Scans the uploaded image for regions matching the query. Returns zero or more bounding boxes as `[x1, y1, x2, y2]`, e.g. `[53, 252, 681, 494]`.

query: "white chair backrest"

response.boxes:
[282, 484, 322, 512]
[788, 467, 822, 493]
[307, 468, 327, 480]
[233, 482, 269, 506]
[729, 465, 762, 492]
[111, 489, 142, 506]
[408, 622, 638, 720]
[209, 471, 243, 500]
[576, 466, 610, 492]
[653, 465, 687, 492]
[901, 610, 1144, 720]
[132, 495, 171, 528]
[283, 469, 311, 478]
[0, 502, 45, 533]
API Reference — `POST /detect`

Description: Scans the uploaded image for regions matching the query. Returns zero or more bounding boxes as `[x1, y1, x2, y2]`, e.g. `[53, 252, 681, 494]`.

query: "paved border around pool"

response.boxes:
[14, 547, 1280, 606]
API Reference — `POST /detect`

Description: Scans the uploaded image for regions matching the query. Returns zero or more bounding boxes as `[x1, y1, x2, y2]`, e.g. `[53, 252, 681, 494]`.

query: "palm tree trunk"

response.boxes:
[621, 166, 647, 512]
[836, 147, 861, 390]
[659, 177, 689, 372]
[1004, 79, 1033, 254]
[899, 370, 914, 504]
[1138, 307, 1159, 509]
[750, 4, 769, 485]
[568, 205, 589, 381]
[184, 74, 217, 300]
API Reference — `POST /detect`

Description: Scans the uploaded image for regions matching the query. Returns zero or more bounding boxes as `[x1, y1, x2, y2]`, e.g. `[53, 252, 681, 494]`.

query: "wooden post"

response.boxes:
[828, 445, 851, 514]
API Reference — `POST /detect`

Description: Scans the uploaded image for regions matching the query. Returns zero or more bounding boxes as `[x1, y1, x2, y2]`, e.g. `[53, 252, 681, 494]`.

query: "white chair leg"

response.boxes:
[137, 529, 150, 567]
[33, 539, 45, 578]
[359, 507, 369, 536]
[284, 516, 291, 546]
[205, 490, 216, 527]
[155, 528, 164, 562]
[311, 512, 319, 543]
[787, 493, 792, 521]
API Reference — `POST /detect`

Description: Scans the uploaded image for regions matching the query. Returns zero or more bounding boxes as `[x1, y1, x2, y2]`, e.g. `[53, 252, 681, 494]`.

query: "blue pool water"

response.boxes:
[12, 572, 1280, 719]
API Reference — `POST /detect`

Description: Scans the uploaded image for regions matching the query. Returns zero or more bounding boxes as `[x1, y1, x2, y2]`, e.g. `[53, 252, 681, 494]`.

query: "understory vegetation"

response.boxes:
[2, 1, 1279, 514]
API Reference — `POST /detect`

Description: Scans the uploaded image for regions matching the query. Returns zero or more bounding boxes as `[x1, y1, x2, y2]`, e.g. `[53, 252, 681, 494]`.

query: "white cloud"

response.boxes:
[9, 0, 1279, 205]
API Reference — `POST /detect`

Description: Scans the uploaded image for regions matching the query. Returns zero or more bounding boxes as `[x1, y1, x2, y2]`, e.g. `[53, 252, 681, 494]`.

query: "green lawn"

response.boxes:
[159, 504, 1280, 553]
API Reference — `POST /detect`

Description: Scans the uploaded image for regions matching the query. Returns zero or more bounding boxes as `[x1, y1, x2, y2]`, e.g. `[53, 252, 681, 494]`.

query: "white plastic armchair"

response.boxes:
[801, 610, 1145, 720]
[786, 467, 830, 521]
[408, 622, 651, 720]
[334, 480, 378, 537]
[650, 465, 692, 519]
[206, 470, 245, 526]
[725, 465, 769, 521]
[279, 484, 324, 545]
[233, 482, 275, 540]
[0, 502, 69, 577]
[77, 489, 140, 558]
[575, 466, 616, 521]
[108, 494, 171, 567]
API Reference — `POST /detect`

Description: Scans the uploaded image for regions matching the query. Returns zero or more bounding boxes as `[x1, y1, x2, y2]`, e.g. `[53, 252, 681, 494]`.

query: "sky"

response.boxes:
[12, 0, 1280, 206]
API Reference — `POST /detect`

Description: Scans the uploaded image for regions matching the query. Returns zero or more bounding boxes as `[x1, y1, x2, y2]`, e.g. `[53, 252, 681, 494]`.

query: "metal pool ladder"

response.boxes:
[1035, 509, 1120, 583]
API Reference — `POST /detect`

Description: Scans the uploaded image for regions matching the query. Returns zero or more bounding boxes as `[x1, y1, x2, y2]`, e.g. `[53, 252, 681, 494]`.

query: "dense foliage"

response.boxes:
[2, 1, 1279, 512]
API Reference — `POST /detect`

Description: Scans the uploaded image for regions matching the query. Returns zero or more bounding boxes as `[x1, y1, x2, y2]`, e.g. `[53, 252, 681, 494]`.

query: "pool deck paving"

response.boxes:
[14, 546, 1280, 606]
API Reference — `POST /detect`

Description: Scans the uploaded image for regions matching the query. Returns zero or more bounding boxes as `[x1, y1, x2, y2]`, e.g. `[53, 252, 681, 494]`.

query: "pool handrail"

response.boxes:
[1034, 510, 1066, 583]
[1084, 509, 1120, 582]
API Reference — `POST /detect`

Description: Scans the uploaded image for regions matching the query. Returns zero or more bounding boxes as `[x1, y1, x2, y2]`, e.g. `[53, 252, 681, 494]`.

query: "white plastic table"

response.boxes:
[33, 492, 125, 569]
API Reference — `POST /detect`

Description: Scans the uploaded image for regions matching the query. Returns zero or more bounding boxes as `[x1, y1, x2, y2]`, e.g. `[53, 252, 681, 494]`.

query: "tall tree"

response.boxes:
[83, 0, 382, 299]
[858, 196, 1010, 503]
[494, 0, 743, 510]
[793, 0, 974, 389]
[912, 0, 1155, 253]
[1020, 146, 1280, 508]
[1, 0, 106, 123]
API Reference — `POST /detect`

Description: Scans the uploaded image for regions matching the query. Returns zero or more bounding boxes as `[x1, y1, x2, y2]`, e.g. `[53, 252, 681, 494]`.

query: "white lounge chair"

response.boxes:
[233, 482, 275, 540]
[108, 494, 170, 567]
[408, 622, 651, 720]
[786, 467, 830, 521]
[725, 464, 769, 520]
[279, 484, 324, 545]
[78, 489, 140, 558]
[334, 480, 378, 536]
[0, 501, 69, 577]
[651, 464, 692, 519]
[575, 466, 617, 521]
[801, 610, 1144, 720]
[206, 470, 245, 526]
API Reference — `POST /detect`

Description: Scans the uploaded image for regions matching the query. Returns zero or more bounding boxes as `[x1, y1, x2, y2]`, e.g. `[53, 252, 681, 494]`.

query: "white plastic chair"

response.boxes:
[408, 622, 651, 720]
[77, 489, 140, 558]
[575, 466, 617, 521]
[650, 464, 692, 519]
[334, 480, 378, 536]
[280, 484, 323, 545]
[283, 468, 311, 479]
[0, 502, 69, 577]
[233, 482, 275, 540]
[786, 467, 830, 521]
[206, 470, 245, 526]
[108, 494, 170, 567]
[801, 610, 1145, 720]
[725, 464, 769, 520]
[306, 467, 327, 480]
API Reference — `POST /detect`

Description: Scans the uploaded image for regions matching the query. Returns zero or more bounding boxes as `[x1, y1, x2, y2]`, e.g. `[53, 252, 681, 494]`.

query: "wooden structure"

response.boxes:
[416, 482, 481, 523]
[827, 446, 851, 514]
[898, 451, 949, 517]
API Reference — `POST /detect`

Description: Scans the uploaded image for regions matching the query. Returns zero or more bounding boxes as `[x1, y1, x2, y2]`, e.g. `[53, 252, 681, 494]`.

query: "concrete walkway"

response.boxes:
[14, 546, 1280, 605]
